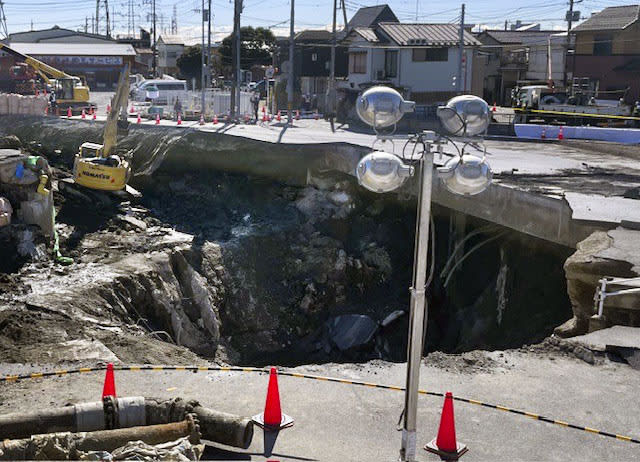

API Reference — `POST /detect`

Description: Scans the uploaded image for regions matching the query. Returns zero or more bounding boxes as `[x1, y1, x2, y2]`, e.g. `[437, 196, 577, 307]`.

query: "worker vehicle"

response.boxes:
[0, 43, 95, 112]
[512, 83, 640, 127]
[72, 64, 131, 191]
[0, 62, 37, 94]
[130, 79, 187, 106]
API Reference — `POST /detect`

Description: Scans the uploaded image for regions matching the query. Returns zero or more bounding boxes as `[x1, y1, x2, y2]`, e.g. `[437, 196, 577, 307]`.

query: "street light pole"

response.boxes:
[400, 147, 433, 462]
[288, 0, 295, 125]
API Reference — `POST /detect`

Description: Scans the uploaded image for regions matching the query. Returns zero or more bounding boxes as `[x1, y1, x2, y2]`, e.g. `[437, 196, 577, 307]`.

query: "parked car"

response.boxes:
[130, 79, 188, 105]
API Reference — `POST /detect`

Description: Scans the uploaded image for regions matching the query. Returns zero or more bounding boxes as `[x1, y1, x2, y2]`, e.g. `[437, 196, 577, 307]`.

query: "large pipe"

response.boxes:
[0, 416, 199, 461]
[0, 397, 253, 449]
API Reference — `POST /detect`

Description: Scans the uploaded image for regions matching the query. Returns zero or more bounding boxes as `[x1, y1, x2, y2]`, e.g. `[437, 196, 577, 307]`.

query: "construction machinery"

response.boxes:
[0, 43, 95, 112]
[72, 64, 131, 191]
[0, 62, 37, 94]
[512, 83, 640, 127]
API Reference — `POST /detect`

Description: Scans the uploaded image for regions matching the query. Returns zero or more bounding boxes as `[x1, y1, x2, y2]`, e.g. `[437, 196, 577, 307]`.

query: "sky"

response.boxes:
[1, 0, 635, 44]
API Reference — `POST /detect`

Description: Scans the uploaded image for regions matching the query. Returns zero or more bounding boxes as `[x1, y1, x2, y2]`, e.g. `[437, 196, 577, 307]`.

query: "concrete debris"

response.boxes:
[118, 214, 148, 232]
[0, 196, 11, 226]
[89, 436, 204, 461]
[0, 415, 201, 461]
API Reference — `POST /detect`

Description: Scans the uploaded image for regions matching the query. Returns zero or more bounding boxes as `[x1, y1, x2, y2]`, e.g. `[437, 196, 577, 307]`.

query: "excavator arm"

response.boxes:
[102, 64, 130, 158]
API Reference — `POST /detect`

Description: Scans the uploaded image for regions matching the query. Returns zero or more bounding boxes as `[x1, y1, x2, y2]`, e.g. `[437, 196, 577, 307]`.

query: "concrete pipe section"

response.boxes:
[0, 396, 253, 450]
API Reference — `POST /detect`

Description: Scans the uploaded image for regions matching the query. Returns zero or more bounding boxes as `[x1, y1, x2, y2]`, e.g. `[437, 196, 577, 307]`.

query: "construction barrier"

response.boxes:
[0, 94, 48, 116]
[1, 364, 638, 445]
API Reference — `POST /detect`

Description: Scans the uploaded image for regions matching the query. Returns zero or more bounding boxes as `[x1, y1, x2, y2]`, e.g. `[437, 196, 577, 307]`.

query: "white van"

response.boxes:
[130, 79, 188, 106]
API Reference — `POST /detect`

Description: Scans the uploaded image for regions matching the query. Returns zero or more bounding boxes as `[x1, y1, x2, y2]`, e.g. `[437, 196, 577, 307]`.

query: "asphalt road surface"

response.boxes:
[1, 348, 638, 461]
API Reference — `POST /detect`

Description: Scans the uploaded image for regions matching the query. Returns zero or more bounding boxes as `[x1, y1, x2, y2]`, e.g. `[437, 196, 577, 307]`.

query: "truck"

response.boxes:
[0, 43, 95, 113]
[512, 85, 640, 127]
[0, 62, 37, 95]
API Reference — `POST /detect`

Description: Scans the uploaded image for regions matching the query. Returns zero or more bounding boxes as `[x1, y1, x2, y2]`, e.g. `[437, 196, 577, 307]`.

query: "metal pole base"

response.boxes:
[401, 428, 417, 461]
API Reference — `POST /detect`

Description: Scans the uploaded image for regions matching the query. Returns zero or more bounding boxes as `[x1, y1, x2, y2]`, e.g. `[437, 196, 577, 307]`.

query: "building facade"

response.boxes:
[156, 35, 185, 77]
[571, 5, 640, 103]
[1, 27, 135, 89]
[343, 22, 481, 103]
[476, 29, 567, 105]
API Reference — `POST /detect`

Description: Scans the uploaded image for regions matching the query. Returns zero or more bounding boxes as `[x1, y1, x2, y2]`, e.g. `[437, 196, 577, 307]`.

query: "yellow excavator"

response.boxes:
[72, 64, 131, 191]
[0, 43, 94, 111]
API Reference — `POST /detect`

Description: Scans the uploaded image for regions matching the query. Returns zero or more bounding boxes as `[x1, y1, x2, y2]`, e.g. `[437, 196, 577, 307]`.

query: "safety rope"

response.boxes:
[1, 364, 638, 444]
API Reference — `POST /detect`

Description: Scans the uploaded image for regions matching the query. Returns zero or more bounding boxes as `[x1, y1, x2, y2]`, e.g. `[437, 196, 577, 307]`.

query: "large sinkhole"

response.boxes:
[125, 167, 573, 365]
[2, 122, 573, 365]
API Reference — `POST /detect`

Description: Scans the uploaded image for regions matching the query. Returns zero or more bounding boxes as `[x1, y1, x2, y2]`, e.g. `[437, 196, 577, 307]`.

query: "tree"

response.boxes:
[219, 26, 276, 72]
[177, 45, 202, 83]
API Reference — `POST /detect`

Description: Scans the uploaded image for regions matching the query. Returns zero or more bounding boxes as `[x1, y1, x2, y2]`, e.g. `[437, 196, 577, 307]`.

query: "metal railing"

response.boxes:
[594, 276, 640, 318]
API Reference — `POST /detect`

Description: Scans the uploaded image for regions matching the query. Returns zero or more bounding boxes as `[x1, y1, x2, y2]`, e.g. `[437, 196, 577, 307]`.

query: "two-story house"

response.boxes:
[476, 29, 567, 105]
[157, 35, 185, 77]
[571, 5, 640, 103]
[342, 22, 481, 103]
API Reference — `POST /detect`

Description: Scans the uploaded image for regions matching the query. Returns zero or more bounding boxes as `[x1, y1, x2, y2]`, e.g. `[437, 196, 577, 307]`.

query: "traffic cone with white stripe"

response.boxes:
[295, 109, 300, 120]
[425, 392, 468, 460]
[67, 107, 72, 118]
[252, 367, 294, 431]
[92, 108, 97, 120]
[213, 114, 218, 124]
[106, 104, 111, 114]
[276, 110, 281, 122]
[81, 109, 86, 119]
[177, 113, 182, 125]
[136, 113, 141, 124]
[557, 125, 564, 141]
[491, 102, 497, 112]
[156, 113, 161, 125]
[199, 114, 205, 125]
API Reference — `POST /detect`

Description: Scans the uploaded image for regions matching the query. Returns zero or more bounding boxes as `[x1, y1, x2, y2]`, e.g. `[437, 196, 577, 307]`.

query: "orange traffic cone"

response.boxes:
[199, 114, 205, 125]
[276, 111, 281, 122]
[102, 363, 116, 398]
[92, 108, 97, 120]
[252, 367, 294, 431]
[541, 127, 546, 139]
[129, 105, 135, 114]
[177, 113, 182, 125]
[35, 89, 40, 96]
[557, 125, 564, 141]
[67, 107, 72, 118]
[213, 114, 218, 124]
[106, 104, 111, 114]
[136, 113, 141, 124]
[491, 102, 497, 112]
[81, 109, 86, 119]
[262, 111, 267, 123]
[155, 113, 160, 125]
[425, 392, 468, 460]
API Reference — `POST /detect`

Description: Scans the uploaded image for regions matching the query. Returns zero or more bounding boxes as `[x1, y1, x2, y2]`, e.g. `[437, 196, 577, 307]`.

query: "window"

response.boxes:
[350, 52, 367, 74]
[385, 50, 398, 77]
[412, 47, 448, 62]
[593, 35, 613, 56]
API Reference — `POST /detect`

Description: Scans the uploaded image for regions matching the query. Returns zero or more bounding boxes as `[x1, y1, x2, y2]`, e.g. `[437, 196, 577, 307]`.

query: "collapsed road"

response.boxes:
[0, 113, 639, 461]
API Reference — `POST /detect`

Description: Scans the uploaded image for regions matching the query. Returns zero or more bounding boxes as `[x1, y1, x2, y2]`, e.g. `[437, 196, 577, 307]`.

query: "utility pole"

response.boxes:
[201, 0, 206, 115]
[340, 0, 347, 33]
[96, 0, 100, 35]
[457, 3, 465, 93]
[85, 16, 88, 34]
[207, 0, 212, 88]
[0, 1, 8, 40]
[328, 0, 337, 130]
[415, 0, 419, 21]
[231, 0, 242, 118]
[105, 0, 110, 38]
[152, 0, 157, 77]
[287, 0, 295, 125]
[564, 0, 576, 88]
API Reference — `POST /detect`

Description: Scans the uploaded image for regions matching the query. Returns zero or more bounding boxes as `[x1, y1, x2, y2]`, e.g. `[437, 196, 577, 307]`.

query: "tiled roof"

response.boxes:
[353, 27, 381, 43]
[377, 23, 481, 47]
[572, 5, 640, 32]
[479, 30, 558, 45]
[347, 5, 399, 28]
